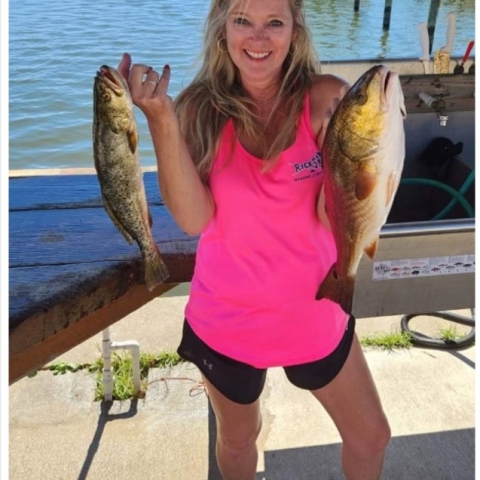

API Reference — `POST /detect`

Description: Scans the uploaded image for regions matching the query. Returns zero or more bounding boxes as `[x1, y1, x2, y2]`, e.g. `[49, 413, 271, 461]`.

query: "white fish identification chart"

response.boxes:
[372, 254, 475, 280]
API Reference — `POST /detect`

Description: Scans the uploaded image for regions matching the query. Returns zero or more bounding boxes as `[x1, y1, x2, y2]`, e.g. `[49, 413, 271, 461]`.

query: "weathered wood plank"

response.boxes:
[9, 257, 195, 331]
[9, 171, 163, 210]
[9, 172, 198, 383]
[9, 166, 158, 178]
[9, 206, 197, 329]
[400, 73, 475, 113]
[10, 281, 179, 384]
[9, 205, 196, 267]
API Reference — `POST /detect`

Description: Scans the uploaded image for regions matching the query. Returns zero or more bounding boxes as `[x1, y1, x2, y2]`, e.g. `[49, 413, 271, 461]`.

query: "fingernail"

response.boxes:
[165, 64, 170, 70]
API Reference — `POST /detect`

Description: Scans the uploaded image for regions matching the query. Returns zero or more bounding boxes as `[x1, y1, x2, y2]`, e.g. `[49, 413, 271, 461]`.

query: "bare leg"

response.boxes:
[311, 334, 391, 480]
[202, 376, 262, 480]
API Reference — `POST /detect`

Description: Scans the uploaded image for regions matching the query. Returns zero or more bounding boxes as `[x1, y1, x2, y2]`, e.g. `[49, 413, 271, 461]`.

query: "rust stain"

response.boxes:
[40, 232, 65, 243]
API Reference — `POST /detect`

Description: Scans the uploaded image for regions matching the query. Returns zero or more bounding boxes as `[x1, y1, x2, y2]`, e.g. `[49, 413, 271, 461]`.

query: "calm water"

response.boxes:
[9, 0, 475, 170]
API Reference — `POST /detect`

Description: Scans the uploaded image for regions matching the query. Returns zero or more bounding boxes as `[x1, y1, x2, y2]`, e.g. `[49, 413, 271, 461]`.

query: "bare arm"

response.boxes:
[309, 74, 350, 231]
[309, 74, 350, 150]
[119, 53, 214, 236]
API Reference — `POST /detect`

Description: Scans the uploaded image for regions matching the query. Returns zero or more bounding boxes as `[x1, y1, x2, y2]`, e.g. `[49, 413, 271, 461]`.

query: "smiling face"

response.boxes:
[224, 0, 295, 93]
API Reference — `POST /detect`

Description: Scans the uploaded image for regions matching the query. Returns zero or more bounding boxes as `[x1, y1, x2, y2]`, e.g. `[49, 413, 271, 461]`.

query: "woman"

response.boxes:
[119, 0, 390, 478]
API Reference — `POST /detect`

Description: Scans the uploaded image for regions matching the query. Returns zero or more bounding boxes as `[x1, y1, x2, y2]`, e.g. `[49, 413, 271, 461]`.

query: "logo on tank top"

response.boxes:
[290, 151, 323, 182]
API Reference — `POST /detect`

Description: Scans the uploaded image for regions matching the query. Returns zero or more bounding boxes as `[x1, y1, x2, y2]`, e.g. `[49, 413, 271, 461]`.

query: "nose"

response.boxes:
[251, 25, 268, 41]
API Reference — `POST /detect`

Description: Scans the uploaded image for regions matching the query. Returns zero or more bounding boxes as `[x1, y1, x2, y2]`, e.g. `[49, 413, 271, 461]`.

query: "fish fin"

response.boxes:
[364, 238, 379, 260]
[127, 126, 138, 154]
[102, 197, 133, 244]
[315, 265, 355, 315]
[148, 209, 153, 228]
[355, 167, 377, 201]
[386, 171, 401, 208]
[142, 242, 170, 290]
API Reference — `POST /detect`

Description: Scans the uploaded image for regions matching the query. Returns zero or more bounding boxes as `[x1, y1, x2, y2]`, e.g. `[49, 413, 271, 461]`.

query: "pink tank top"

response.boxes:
[185, 92, 349, 368]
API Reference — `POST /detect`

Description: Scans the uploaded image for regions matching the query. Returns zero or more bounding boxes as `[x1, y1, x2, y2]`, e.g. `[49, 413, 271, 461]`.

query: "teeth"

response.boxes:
[246, 50, 270, 59]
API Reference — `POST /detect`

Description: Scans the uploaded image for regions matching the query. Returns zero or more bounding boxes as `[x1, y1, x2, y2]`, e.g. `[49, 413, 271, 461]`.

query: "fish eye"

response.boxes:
[102, 92, 111, 101]
[356, 91, 368, 104]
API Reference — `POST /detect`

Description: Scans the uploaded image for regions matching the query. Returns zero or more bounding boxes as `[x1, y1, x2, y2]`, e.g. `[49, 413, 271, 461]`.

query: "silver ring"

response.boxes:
[147, 80, 157, 87]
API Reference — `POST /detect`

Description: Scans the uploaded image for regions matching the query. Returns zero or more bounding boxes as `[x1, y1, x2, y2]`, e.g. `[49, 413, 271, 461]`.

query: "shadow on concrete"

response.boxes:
[255, 428, 474, 479]
[207, 398, 474, 480]
[448, 350, 475, 369]
[208, 401, 223, 480]
[77, 399, 138, 480]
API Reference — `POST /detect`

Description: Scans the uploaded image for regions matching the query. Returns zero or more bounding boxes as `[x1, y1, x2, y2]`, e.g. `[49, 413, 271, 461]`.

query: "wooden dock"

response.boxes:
[9, 169, 196, 384]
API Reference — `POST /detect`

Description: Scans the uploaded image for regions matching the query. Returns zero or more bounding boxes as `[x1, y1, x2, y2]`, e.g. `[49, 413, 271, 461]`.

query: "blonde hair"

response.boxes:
[174, 0, 319, 181]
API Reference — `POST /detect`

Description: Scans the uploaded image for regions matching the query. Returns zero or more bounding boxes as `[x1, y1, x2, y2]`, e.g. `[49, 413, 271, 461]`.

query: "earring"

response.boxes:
[289, 42, 298, 57]
[217, 38, 228, 53]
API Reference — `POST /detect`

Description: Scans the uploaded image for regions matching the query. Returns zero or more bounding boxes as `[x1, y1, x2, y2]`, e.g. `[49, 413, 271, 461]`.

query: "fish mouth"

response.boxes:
[96, 65, 124, 94]
[379, 66, 392, 107]
[380, 66, 406, 118]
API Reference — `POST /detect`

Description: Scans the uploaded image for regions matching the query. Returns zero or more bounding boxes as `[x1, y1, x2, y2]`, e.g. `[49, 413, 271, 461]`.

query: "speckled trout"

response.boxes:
[316, 65, 406, 314]
[93, 65, 169, 290]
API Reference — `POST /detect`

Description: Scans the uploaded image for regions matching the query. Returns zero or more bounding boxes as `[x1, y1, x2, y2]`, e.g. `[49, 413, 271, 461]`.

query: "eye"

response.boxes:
[102, 92, 111, 101]
[269, 19, 283, 27]
[234, 17, 249, 25]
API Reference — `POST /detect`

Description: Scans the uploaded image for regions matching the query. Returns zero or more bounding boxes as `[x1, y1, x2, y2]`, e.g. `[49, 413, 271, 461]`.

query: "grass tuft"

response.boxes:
[35, 350, 184, 402]
[438, 326, 467, 342]
[360, 331, 413, 351]
[93, 351, 184, 401]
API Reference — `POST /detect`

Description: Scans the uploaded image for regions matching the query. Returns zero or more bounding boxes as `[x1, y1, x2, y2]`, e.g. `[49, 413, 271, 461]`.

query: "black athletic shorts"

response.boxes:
[177, 316, 356, 405]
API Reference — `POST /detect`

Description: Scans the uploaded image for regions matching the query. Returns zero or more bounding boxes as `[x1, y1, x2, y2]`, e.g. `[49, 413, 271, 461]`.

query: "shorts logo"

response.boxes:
[290, 151, 323, 182]
[203, 359, 213, 370]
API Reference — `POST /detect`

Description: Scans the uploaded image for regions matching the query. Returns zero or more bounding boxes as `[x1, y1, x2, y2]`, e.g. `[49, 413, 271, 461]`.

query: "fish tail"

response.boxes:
[315, 265, 355, 315]
[143, 243, 170, 290]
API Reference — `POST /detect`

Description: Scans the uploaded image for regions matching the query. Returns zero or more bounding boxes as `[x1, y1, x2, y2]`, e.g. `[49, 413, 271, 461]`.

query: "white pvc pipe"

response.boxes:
[418, 92, 449, 126]
[111, 340, 141, 395]
[101, 327, 141, 402]
[418, 23, 430, 74]
[418, 91, 438, 108]
[102, 328, 114, 402]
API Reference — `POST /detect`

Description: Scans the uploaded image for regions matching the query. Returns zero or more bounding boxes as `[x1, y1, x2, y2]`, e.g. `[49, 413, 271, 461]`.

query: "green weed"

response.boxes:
[36, 351, 184, 401]
[360, 331, 413, 351]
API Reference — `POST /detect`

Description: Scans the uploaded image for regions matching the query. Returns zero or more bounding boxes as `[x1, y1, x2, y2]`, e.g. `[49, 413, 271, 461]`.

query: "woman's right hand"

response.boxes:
[117, 52, 175, 123]
[117, 52, 132, 82]
[117, 53, 214, 235]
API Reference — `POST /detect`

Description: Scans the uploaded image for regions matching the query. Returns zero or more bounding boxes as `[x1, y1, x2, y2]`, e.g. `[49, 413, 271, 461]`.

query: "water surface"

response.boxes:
[9, 0, 475, 169]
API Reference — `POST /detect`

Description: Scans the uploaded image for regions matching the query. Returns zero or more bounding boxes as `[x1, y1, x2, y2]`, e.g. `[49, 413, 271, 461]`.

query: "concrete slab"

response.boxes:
[9, 286, 475, 479]
[10, 364, 209, 480]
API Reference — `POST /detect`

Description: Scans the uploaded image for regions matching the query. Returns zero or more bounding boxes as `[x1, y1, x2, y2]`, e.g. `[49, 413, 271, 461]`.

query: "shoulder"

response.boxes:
[310, 73, 349, 99]
[308, 74, 350, 146]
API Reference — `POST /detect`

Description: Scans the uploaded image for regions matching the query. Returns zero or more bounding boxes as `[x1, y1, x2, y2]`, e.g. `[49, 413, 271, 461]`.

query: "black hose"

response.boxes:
[400, 311, 475, 349]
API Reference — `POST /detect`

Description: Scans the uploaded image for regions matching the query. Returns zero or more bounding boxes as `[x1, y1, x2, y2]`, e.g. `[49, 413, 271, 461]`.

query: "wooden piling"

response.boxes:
[354, 0, 360, 12]
[427, 0, 441, 54]
[383, 0, 393, 30]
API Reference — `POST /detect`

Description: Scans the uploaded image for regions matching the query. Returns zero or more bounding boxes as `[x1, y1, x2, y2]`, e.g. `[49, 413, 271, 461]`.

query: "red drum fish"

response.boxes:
[316, 65, 406, 314]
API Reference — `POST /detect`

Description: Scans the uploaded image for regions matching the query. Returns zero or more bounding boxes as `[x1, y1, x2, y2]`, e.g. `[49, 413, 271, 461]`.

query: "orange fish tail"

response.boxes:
[315, 266, 355, 315]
